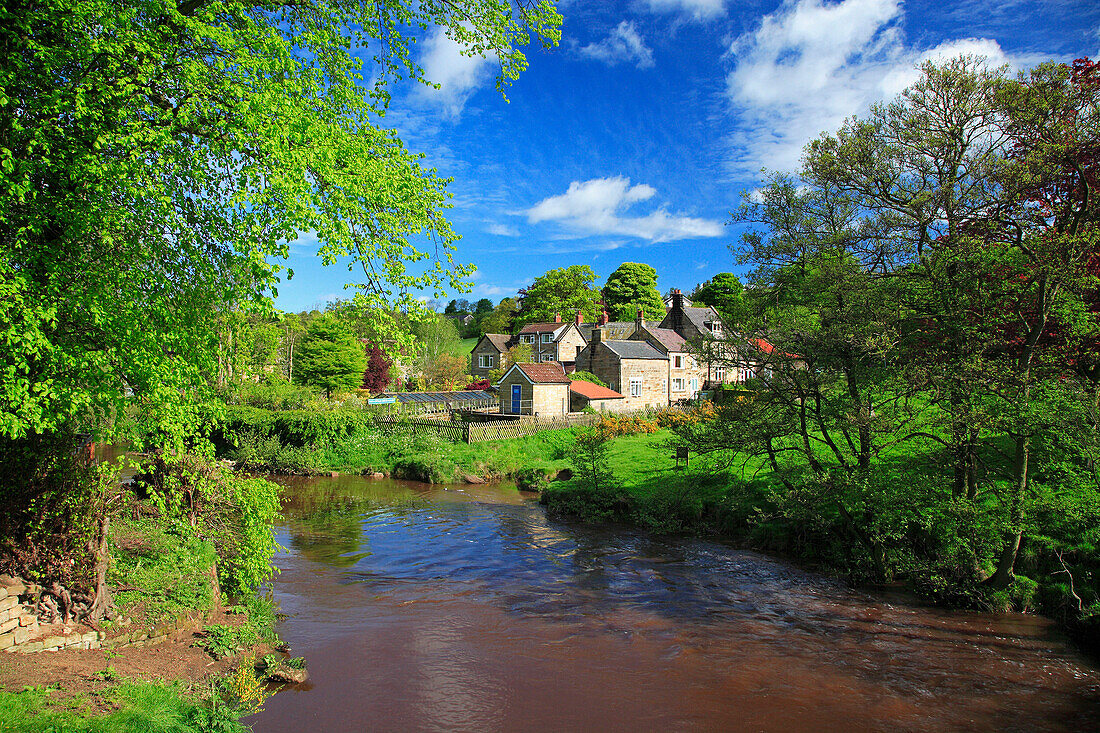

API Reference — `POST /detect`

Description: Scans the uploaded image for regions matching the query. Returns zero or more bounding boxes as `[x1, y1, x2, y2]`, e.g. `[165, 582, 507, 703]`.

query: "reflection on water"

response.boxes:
[251, 474, 1100, 732]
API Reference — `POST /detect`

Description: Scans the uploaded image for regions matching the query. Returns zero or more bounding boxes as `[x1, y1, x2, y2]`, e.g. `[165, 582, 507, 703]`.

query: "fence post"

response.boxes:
[463, 423, 471, 444]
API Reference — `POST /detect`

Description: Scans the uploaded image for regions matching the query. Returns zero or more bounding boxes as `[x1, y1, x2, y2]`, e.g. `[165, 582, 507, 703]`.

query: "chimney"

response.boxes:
[591, 327, 602, 345]
[635, 308, 644, 332]
[575, 310, 583, 326]
[598, 308, 609, 326]
[553, 313, 561, 323]
[671, 289, 685, 335]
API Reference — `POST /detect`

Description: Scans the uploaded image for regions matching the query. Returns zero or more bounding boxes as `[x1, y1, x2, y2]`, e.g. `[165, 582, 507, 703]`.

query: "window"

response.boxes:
[714, 366, 726, 381]
[478, 355, 493, 368]
[630, 379, 642, 397]
[541, 354, 555, 363]
[673, 355, 683, 368]
[541, 333, 554, 343]
[521, 334, 535, 344]
[672, 378, 685, 392]
[690, 378, 699, 392]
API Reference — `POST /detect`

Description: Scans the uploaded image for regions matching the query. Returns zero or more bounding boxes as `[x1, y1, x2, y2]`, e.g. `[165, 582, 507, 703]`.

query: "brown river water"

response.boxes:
[247, 474, 1100, 732]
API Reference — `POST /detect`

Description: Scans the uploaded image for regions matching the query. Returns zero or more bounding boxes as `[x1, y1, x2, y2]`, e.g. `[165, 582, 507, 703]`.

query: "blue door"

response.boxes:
[511, 384, 522, 413]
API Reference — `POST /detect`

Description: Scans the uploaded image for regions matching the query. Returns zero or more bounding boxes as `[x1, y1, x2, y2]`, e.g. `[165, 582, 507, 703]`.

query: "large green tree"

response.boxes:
[480, 297, 519, 335]
[691, 273, 747, 324]
[295, 315, 368, 398]
[0, 0, 561, 443]
[518, 265, 601, 325]
[602, 262, 664, 321]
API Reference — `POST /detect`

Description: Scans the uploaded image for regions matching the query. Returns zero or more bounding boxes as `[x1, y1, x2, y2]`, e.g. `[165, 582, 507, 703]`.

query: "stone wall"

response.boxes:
[0, 574, 211, 655]
[618, 358, 669, 410]
[470, 340, 504, 378]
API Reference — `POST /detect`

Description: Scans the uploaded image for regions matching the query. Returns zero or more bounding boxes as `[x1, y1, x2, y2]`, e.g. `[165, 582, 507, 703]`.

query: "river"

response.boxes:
[248, 474, 1100, 732]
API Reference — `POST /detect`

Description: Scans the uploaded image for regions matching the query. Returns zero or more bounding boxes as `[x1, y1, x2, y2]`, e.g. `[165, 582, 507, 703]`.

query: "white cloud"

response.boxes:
[580, 21, 655, 69]
[486, 223, 520, 237]
[647, 0, 726, 21]
[416, 25, 496, 117]
[526, 176, 724, 242]
[724, 0, 1046, 175]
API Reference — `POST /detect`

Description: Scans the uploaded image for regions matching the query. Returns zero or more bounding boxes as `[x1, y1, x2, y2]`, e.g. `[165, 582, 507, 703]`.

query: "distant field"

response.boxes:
[454, 337, 478, 357]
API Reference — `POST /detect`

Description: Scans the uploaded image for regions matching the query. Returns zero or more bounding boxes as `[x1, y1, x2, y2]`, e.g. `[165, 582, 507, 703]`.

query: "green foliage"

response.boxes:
[518, 265, 602, 325]
[690, 273, 747, 323]
[480, 297, 519, 335]
[568, 371, 608, 388]
[0, 680, 249, 732]
[0, 1, 561, 442]
[110, 520, 219, 623]
[295, 315, 368, 398]
[602, 262, 665, 322]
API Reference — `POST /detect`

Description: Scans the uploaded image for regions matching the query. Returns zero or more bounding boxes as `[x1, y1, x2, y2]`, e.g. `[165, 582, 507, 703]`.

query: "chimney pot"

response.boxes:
[599, 308, 609, 326]
[554, 313, 561, 323]
[575, 310, 583, 325]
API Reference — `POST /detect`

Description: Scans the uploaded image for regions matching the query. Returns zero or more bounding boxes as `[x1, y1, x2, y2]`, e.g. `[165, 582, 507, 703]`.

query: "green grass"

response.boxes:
[453, 337, 479, 358]
[0, 681, 248, 733]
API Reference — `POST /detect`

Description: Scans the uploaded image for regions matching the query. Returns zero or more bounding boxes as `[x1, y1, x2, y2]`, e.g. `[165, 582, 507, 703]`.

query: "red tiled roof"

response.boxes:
[568, 379, 624, 399]
[515, 362, 570, 384]
[518, 322, 564, 335]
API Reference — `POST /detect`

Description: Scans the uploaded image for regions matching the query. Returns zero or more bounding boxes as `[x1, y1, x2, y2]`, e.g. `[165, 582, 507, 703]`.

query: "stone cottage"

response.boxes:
[496, 362, 571, 416]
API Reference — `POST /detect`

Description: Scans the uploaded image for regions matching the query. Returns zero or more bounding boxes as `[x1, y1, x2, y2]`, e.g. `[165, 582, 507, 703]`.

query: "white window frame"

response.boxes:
[714, 365, 726, 381]
[540, 354, 555, 363]
[629, 378, 642, 397]
[521, 334, 535, 344]
[690, 378, 699, 392]
[673, 355, 683, 368]
[478, 354, 493, 368]
[672, 378, 685, 392]
[541, 333, 554, 343]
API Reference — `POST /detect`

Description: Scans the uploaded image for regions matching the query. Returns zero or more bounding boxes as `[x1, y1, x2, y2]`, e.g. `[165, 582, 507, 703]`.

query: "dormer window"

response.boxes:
[541, 333, 553, 343]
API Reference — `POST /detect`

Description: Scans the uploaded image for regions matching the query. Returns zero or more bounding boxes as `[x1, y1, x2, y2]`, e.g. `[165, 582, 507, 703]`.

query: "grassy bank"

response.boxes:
[213, 405, 575, 483]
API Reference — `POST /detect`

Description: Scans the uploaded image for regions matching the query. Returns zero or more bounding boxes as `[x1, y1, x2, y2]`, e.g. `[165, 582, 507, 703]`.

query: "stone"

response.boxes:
[461, 473, 485, 484]
[13, 626, 32, 645]
[82, 631, 98, 644]
[0, 587, 7, 601]
[43, 635, 65, 649]
[265, 665, 309, 685]
[20, 641, 44, 653]
[0, 633, 13, 650]
[19, 614, 36, 627]
[555, 468, 574, 481]
[0, 619, 17, 634]
[0, 596, 17, 613]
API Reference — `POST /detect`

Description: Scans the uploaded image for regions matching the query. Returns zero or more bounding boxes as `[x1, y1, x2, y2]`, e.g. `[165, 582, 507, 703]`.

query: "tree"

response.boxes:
[691, 273, 747, 323]
[296, 316, 368, 398]
[0, 0, 560, 443]
[413, 314, 463, 377]
[425, 353, 470, 390]
[569, 371, 608, 388]
[361, 345, 393, 393]
[602, 263, 665, 321]
[518, 265, 601, 325]
[474, 298, 495, 316]
[480, 297, 519, 335]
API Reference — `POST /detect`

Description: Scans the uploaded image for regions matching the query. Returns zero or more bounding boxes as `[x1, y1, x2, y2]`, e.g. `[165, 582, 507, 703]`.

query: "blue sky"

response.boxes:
[274, 0, 1100, 313]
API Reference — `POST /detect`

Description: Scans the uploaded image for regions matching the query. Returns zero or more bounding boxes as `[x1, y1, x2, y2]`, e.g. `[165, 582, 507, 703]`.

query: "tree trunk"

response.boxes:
[85, 513, 114, 622]
[986, 432, 1029, 590]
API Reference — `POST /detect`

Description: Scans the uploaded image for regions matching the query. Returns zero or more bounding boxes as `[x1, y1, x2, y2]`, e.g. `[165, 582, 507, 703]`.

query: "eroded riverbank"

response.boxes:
[250, 474, 1100, 732]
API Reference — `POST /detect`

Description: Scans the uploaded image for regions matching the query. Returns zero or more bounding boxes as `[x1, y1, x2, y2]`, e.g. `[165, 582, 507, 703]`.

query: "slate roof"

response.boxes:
[600, 340, 666, 360]
[481, 333, 511, 352]
[515, 362, 570, 384]
[644, 327, 686, 352]
[681, 306, 721, 332]
[568, 380, 624, 400]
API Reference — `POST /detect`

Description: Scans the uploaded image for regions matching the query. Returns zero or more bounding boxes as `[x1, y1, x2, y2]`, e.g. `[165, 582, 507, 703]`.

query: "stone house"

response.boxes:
[659, 290, 742, 386]
[496, 362, 571, 416]
[575, 330, 669, 411]
[568, 379, 625, 413]
[469, 333, 511, 379]
[632, 320, 707, 402]
[515, 314, 588, 368]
